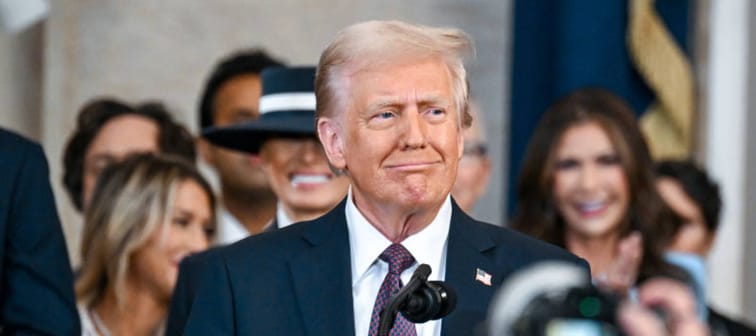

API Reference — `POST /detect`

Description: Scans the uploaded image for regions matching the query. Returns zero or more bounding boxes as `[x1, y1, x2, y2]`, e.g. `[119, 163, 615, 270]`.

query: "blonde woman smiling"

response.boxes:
[76, 153, 215, 336]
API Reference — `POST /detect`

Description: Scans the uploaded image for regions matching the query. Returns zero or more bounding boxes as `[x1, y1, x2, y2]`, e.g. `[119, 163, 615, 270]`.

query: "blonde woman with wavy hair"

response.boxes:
[76, 153, 215, 336]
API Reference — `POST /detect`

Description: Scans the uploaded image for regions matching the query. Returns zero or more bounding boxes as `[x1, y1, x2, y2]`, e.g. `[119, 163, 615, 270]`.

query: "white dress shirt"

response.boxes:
[77, 304, 97, 336]
[346, 188, 450, 336]
[214, 207, 250, 246]
[215, 202, 296, 246]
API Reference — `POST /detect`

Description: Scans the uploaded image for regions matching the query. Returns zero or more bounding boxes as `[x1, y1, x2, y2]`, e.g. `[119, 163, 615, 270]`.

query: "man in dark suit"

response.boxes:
[166, 20, 588, 336]
[0, 128, 80, 335]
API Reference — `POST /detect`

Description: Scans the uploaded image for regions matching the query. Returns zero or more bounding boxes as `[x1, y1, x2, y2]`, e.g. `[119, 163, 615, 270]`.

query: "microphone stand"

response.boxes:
[377, 264, 431, 336]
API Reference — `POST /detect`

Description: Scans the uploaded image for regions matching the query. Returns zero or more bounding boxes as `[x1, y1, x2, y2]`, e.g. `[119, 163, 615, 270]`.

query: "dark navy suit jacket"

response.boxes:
[166, 199, 588, 335]
[0, 129, 80, 335]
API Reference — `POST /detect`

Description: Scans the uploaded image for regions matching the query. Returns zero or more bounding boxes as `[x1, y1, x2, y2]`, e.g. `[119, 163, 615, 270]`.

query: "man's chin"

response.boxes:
[396, 193, 445, 211]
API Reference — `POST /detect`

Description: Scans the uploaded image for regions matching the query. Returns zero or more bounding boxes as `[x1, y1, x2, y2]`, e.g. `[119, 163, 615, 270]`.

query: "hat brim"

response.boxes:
[202, 114, 316, 154]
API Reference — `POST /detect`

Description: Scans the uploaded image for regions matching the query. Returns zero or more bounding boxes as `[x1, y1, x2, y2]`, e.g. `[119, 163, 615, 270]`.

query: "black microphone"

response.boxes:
[378, 264, 457, 336]
[402, 280, 457, 323]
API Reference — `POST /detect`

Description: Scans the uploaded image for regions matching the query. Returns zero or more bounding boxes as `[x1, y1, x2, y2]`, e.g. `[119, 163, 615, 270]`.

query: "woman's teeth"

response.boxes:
[291, 174, 329, 186]
[579, 201, 605, 212]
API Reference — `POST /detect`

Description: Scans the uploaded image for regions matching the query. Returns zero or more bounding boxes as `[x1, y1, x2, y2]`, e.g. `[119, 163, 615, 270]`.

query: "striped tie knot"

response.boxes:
[380, 243, 415, 275]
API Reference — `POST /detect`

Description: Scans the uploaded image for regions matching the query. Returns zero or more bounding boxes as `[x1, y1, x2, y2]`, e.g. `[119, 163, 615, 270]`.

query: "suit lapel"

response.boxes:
[286, 199, 506, 335]
[289, 200, 355, 336]
[442, 204, 513, 335]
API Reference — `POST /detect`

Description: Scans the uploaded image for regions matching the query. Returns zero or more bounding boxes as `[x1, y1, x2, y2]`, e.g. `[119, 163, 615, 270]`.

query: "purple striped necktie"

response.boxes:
[368, 243, 417, 336]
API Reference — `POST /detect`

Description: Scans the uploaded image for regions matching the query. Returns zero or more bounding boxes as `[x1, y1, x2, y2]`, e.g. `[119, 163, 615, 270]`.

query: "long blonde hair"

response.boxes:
[75, 153, 215, 307]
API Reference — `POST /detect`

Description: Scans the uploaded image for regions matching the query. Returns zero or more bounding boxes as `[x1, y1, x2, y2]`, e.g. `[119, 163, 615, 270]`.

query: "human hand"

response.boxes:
[595, 231, 642, 296]
[617, 277, 709, 336]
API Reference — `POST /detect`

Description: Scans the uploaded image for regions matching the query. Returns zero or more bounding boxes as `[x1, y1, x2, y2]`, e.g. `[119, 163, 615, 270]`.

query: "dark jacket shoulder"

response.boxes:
[709, 306, 756, 336]
[452, 208, 588, 270]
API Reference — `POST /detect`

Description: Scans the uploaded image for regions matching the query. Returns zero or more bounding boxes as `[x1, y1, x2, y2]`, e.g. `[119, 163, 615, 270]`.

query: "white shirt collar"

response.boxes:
[214, 207, 250, 245]
[346, 187, 451, 286]
[276, 202, 295, 229]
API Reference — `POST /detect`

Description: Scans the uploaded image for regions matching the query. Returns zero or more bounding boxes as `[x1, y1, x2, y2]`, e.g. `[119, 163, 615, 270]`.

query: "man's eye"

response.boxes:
[377, 111, 395, 119]
[425, 108, 447, 123]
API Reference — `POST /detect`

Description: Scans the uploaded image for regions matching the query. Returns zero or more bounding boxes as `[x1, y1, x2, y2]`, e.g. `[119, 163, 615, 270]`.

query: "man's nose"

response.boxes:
[401, 109, 427, 149]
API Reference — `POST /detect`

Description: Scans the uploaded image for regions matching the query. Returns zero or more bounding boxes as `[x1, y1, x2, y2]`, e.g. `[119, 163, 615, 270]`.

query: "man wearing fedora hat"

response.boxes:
[167, 21, 587, 336]
[202, 66, 349, 231]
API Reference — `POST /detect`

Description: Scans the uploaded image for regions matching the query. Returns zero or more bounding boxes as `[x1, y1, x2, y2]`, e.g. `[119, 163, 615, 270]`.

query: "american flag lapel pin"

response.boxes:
[475, 268, 492, 286]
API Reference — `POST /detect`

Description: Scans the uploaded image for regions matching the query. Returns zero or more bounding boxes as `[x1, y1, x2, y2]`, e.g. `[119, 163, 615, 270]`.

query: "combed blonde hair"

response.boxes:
[315, 20, 474, 128]
[75, 153, 215, 307]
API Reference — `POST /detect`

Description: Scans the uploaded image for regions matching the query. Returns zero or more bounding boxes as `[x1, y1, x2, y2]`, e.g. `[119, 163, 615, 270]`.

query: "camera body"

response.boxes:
[510, 285, 622, 336]
[487, 262, 625, 336]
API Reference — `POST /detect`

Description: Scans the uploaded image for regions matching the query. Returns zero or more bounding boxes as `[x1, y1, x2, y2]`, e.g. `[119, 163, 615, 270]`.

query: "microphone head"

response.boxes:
[414, 264, 432, 281]
[401, 280, 457, 323]
[429, 280, 457, 318]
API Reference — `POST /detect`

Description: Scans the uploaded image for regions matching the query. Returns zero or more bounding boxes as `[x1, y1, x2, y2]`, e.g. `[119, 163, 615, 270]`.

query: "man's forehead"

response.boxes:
[344, 55, 449, 79]
[350, 68, 453, 104]
[365, 92, 451, 107]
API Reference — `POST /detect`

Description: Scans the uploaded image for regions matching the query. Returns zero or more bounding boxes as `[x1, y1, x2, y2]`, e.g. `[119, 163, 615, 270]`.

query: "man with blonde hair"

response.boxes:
[167, 20, 586, 336]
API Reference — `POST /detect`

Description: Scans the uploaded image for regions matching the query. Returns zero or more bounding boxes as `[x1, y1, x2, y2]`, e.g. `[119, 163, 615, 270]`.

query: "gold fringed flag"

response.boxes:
[627, 0, 695, 159]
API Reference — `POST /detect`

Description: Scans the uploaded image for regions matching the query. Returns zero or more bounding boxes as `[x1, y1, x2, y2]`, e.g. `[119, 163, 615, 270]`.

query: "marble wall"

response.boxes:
[0, 23, 42, 140]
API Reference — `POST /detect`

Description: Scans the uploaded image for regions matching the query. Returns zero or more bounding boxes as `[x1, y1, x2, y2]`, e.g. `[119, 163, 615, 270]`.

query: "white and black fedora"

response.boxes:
[202, 66, 317, 153]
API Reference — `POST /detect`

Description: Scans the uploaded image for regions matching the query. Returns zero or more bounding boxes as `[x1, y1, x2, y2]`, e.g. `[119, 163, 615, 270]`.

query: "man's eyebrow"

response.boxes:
[365, 93, 450, 111]
[365, 97, 402, 112]
[417, 93, 450, 107]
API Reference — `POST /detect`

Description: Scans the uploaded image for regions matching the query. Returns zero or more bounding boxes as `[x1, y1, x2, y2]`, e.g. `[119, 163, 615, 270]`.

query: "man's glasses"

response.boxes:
[463, 143, 487, 157]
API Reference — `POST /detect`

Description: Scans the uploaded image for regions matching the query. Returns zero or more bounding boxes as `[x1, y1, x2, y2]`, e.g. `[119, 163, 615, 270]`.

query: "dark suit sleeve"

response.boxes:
[1, 141, 80, 335]
[166, 250, 236, 335]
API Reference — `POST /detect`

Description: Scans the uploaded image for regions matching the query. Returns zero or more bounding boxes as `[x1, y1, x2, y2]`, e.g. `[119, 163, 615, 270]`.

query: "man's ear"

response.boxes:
[317, 117, 346, 170]
[197, 137, 216, 166]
